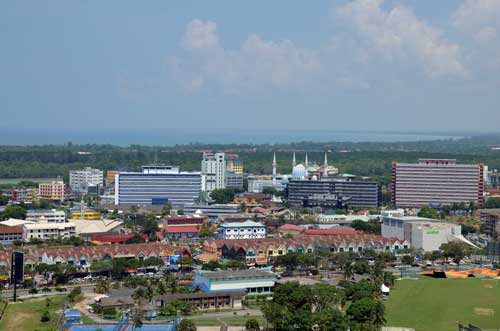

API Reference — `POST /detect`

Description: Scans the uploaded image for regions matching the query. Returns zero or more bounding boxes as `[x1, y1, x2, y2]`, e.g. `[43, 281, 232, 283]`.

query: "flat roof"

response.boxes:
[199, 269, 275, 280]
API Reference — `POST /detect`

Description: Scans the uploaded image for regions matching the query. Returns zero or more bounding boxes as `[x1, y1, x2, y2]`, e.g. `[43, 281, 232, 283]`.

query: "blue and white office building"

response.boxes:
[115, 166, 201, 207]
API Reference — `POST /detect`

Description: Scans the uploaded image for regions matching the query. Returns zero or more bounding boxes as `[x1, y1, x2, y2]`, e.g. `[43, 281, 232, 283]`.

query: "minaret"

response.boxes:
[292, 152, 296, 168]
[323, 152, 329, 177]
[305, 153, 309, 168]
[272, 152, 277, 185]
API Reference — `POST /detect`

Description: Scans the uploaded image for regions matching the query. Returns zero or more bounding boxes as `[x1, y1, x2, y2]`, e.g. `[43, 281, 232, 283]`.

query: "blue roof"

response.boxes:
[65, 310, 82, 317]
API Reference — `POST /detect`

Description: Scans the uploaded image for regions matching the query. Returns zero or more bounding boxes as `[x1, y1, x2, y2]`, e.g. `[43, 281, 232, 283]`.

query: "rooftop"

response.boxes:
[198, 269, 275, 280]
[219, 220, 264, 228]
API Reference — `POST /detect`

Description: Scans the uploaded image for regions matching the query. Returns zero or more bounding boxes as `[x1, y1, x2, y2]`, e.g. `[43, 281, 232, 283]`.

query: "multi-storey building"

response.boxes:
[225, 171, 243, 190]
[70, 167, 104, 193]
[287, 179, 379, 208]
[70, 210, 101, 220]
[106, 170, 121, 187]
[38, 181, 66, 201]
[225, 154, 243, 174]
[480, 209, 500, 240]
[1, 188, 38, 204]
[23, 222, 76, 241]
[201, 152, 226, 192]
[391, 159, 485, 208]
[115, 166, 201, 207]
[26, 209, 66, 223]
[218, 220, 266, 240]
[183, 204, 241, 219]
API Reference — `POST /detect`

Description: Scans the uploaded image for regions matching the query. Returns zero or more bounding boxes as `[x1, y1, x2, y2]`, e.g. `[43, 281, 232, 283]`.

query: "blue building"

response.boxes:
[193, 270, 276, 296]
[115, 166, 201, 207]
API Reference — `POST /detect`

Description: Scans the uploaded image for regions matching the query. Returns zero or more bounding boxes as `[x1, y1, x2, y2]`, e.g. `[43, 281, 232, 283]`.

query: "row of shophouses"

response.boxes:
[202, 234, 410, 265]
[0, 242, 191, 270]
[0, 234, 409, 270]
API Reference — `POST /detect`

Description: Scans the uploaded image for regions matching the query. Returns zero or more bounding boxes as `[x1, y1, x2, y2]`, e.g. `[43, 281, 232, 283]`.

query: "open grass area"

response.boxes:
[0, 296, 66, 331]
[385, 277, 500, 331]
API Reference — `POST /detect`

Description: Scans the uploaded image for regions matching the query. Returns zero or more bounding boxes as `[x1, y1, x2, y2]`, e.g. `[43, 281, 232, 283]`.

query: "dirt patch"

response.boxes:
[3, 311, 33, 329]
[474, 308, 495, 316]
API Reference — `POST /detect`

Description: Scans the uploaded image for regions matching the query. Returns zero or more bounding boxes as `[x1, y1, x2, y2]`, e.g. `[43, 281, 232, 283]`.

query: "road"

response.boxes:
[0, 284, 96, 299]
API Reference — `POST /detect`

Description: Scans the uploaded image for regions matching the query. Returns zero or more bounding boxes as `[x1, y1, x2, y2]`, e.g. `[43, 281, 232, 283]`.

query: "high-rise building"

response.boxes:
[287, 179, 379, 208]
[391, 159, 485, 208]
[201, 152, 226, 192]
[226, 154, 244, 174]
[115, 165, 201, 207]
[70, 167, 103, 193]
[38, 181, 66, 201]
[225, 171, 244, 190]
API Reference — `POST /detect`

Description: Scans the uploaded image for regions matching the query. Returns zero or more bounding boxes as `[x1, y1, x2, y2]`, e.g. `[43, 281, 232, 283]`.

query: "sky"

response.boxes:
[1, 0, 500, 134]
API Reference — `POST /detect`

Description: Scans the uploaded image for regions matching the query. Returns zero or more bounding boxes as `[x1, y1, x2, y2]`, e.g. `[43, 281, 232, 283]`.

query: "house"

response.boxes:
[218, 220, 266, 240]
[164, 225, 199, 239]
[0, 226, 23, 245]
[153, 291, 245, 310]
[278, 224, 304, 235]
[193, 269, 277, 296]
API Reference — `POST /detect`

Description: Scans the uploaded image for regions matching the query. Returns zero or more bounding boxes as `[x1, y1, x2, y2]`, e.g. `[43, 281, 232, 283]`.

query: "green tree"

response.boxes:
[142, 215, 159, 236]
[125, 234, 146, 244]
[418, 206, 437, 219]
[245, 318, 260, 331]
[440, 241, 470, 265]
[40, 310, 51, 322]
[162, 202, 172, 216]
[401, 254, 415, 266]
[209, 188, 236, 204]
[0, 205, 27, 220]
[95, 279, 110, 294]
[177, 319, 196, 331]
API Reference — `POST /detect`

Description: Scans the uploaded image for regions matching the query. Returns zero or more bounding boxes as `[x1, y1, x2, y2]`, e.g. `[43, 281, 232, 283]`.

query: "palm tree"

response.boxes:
[342, 260, 354, 280]
[157, 281, 168, 295]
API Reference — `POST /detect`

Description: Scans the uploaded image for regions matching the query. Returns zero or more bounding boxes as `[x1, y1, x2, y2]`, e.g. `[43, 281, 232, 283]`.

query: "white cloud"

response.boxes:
[337, 0, 465, 77]
[452, 0, 500, 43]
[182, 19, 219, 50]
[171, 20, 320, 93]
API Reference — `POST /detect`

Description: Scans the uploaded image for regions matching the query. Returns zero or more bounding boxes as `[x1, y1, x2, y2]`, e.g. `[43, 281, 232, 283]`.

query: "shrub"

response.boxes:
[40, 310, 50, 322]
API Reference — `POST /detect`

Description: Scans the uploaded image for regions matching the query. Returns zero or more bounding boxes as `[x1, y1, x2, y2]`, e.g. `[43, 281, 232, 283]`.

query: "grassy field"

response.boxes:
[0, 296, 66, 331]
[188, 315, 267, 326]
[385, 277, 500, 331]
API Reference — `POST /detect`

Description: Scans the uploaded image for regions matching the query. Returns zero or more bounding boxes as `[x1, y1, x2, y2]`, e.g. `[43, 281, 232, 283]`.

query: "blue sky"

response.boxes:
[1, 0, 499, 133]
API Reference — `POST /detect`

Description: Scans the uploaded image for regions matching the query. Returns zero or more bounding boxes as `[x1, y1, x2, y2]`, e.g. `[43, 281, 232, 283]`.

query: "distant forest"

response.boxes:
[1, 134, 500, 182]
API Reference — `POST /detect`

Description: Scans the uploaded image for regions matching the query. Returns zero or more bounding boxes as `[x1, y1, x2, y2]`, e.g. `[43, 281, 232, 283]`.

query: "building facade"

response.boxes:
[201, 152, 226, 192]
[183, 204, 241, 218]
[38, 181, 66, 201]
[0, 226, 23, 245]
[480, 209, 500, 240]
[69, 167, 104, 194]
[23, 222, 76, 241]
[218, 220, 266, 240]
[382, 216, 463, 251]
[193, 270, 276, 296]
[391, 159, 485, 208]
[287, 179, 379, 208]
[115, 166, 201, 207]
[26, 209, 66, 223]
[224, 171, 243, 190]
[225, 154, 243, 174]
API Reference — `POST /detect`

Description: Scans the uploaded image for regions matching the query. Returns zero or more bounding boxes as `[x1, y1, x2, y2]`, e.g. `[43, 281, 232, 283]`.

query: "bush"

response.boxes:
[41, 286, 52, 292]
[40, 310, 50, 322]
[102, 306, 117, 317]
[29, 287, 39, 294]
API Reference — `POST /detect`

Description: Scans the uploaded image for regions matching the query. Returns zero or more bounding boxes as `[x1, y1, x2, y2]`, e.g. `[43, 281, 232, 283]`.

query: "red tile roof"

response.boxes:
[278, 224, 304, 232]
[165, 225, 199, 233]
[0, 225, 23, 235]
[303, 229, 360, 236]
[90, 234, 135, 243]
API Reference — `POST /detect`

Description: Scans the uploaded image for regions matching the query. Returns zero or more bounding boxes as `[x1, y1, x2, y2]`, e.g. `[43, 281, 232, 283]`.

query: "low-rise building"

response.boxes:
[183, 204, 241, 219]
[23, 222, 76, 241]
[153, 291, 245, 310]
[73, 219, 124, 240]
[218, 220, 266, 240]
[70, 210, 101, 220]
[164, 225, 199, 239]
[0, 226, 23, 245]
[26, 209, 66, 223]
[193, 269, 276, 296]
[382, 216, 466, 251]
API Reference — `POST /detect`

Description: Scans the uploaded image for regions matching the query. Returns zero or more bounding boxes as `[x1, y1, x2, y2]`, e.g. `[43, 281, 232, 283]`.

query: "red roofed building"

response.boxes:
[0, 225, 23, 245]
[165, 225, 199, 239]
[90, 234, 136, 244]
[303, 229, 360, 236]
[278, 224, 304, 235]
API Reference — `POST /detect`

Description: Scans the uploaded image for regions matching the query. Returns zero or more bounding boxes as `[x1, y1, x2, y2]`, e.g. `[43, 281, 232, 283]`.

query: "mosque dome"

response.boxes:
[292, 164, 307, 179]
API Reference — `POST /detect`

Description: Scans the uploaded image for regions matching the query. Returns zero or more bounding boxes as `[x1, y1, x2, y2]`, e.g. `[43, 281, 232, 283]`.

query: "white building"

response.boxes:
[23, 221, 76, 241]
[381, 216, 469, 251]
[218, 220, 266, 240]
[201, 152, 226, 192]
[316, 214, 370, 224]
[70, 167, 104, 193]
[193, 270, 276, 295]
[26, 209, 66, 223]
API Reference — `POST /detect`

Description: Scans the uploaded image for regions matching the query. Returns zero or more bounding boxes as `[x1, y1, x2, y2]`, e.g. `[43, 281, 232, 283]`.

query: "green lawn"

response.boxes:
[188, 315, 267, 326]
[385, 277, 500, 331]
[0, 296, 66, 331]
